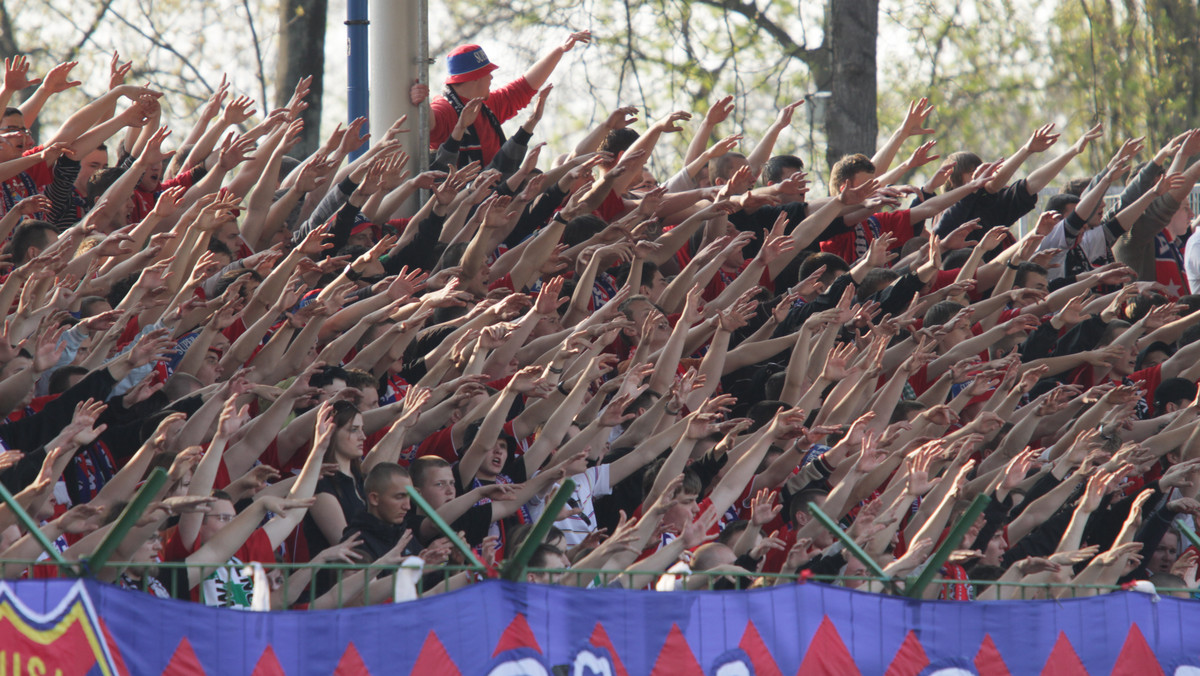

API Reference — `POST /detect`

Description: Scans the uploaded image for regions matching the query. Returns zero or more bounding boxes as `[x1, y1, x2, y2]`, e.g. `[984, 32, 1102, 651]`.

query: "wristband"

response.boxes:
[664, 406, 681, 416]
[548, 366, 564, 374]
[557, 382, 570, 396]
[552, 212, 569, 225]
[344, 266, 363, 281]
[1005, 262, 1021, 271]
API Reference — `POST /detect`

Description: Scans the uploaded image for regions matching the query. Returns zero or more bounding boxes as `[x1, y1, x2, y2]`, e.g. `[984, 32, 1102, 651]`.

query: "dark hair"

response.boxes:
[409, 456, 451, 489]
[364, 462, 410, 497]
[1181, 323, 1200, 348]
[1133, 341, 1172, 372]
[440, 241, 468, 268]
[86, 167, 125, 205]
[746, 400, 788, 432]
[716, 519, 751, 547]
[829, 153, 875, 193]
[1059, 178, 1091, 197]
[1154, 377, 1196, 410]
[310, 365, 351, 390]
[798, 252, 848, 287]
[528, 544, 567, 570]
[709, 152, 748, 183]
[765, 155, 804, 184]
[1176, 295, 1200, 316]
[616, 294, 666, 321]
[788, 488, 828, 524]
[599, 128, 639, 156]
[9, 220, 57, 265]
[891, 400, 925, 423]
[279, 155, 302, 179]
[1013, 262, 1048, 288]
[78, 296, 111, 318]
[207, 239, 234, 258]
[562, 214, 608, 247]
[1127, 293, 1168, 323]
[1046, 193, 1081, 214]
[640, 457, 701, 499]
[946, 151, 983, 190]
[923, 300, 965, 327]
[942, 249, 973, 270]
[857, 268, 900, 301]
[322, 400, 363, 465]
[48, 366, 89, 395]
[343, 368, 379, 392]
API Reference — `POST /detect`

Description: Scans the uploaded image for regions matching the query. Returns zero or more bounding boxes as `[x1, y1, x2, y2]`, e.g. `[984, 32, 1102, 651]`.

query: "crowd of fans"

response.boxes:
[0, 31, 1198, 610]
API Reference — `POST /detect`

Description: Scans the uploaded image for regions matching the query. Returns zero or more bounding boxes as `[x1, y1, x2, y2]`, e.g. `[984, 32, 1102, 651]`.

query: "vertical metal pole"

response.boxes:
[86, 468, 169, 574]
[904, 493, 991, 598]
[0, 482, 70, 570]
[807, 503, 899, 595]
[346, 0, 370, 159]
[501, 480, 576, 582]
[370, 0, 428, 212]
[404, 486, 486, 569]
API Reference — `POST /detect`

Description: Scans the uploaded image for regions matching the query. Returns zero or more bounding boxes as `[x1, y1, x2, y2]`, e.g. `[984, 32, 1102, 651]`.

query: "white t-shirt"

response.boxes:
[554, 464, 612, 547]
[1184, 229, 1200, 293]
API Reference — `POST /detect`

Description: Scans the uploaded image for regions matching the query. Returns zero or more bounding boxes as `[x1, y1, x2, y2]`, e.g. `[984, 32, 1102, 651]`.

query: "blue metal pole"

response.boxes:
[346, 0, 370, 159]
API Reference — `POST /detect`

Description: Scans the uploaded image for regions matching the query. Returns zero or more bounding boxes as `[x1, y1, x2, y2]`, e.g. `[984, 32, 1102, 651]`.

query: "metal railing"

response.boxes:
[3, 470, 1195, 610]
[6, 558, 1194, 610]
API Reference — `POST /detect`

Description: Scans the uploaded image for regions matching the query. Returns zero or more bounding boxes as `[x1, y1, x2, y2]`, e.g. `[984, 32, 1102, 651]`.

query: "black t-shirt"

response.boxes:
[304, 469, 366, 556]
[936, 178, 1038, 237]
[450, 503, 495, 547]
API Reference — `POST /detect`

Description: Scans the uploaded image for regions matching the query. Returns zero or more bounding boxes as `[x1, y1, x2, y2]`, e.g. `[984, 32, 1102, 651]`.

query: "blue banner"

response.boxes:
[0, 578, 1194, 675]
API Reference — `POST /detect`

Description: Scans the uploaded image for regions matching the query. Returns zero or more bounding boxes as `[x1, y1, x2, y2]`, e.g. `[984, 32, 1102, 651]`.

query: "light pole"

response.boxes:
[806, 90, 831, 191]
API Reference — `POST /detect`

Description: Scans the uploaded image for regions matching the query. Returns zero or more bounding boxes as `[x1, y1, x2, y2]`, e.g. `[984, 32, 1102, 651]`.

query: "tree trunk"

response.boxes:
[276, 0, 328, 158]
[822, 0, 878, 169]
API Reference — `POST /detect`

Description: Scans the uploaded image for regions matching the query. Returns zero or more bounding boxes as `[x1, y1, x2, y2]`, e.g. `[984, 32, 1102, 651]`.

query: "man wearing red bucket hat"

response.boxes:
[412, 30, 591, 166]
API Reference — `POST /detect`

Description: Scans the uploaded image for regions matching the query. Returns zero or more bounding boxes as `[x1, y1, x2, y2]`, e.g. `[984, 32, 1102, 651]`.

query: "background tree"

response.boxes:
[277, 0, 328, 157]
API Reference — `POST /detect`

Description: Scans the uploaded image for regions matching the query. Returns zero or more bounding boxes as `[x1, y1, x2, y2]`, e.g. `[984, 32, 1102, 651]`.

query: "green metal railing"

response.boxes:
[2, 460, 1190, 611]
[5, 558, 1191, 610]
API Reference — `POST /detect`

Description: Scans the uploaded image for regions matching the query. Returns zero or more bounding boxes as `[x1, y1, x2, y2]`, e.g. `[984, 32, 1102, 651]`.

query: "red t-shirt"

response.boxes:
[819, 209, 913, 264]
[429, 77, 537, 165]
[594, 189, 626, 223]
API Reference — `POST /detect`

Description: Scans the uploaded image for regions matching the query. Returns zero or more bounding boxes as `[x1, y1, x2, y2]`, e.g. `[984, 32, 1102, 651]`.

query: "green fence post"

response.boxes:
[904, 493, 991, 598]
[404, 486, 487, 569]
[501, 479, 576, 582]
[85, 468, 168, 575]
[807, 503, 901, 595]
[1179, 523, 1200, 553]
[0, 480, 72, 572]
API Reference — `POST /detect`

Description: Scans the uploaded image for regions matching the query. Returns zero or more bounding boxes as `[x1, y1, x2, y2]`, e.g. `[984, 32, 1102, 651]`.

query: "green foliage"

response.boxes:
[1049, 0, 1200, 166]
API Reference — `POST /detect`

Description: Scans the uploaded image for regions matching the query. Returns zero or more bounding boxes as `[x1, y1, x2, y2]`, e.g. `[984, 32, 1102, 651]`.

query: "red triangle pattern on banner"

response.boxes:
[1040, 632, 1088, 676]
[796, 616, 861, 676]
[161, 637, 206, 676]
[588, 622, 630, 676]
[333, 642, 371, 676]
[249, 646, 285, 676]
[409, 631, 461, 676]
[884, 630, 930, 676]
[492, 613, 543, 657]
[1110, 623, 1164, 676]
[973, 634, 1012, 676]
[738, 621, 782, 676]
[649, 624, 703, 676]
